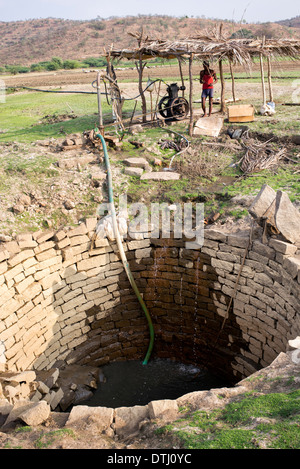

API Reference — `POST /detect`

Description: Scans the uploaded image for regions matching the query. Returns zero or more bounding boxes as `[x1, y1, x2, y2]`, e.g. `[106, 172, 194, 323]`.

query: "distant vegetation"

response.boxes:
[0, 56, 108, 75]
[0, 55, 170, 75]
[277, 15, 300, 29]
[230, 28, 255, 39]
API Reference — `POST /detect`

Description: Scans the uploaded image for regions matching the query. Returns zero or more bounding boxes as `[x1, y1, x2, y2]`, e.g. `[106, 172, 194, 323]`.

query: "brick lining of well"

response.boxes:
[0, 219, 299, 385]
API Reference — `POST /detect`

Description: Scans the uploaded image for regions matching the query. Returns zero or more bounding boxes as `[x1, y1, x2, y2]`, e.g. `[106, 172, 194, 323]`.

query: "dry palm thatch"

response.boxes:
[113, 25, 300, 65]
[246, 38, 300, 59]
[239, 139, 286, 174]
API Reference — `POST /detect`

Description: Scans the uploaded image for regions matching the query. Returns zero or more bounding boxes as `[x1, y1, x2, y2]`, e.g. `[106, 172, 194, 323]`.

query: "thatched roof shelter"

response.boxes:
[111, 27, 300, 64]
[107, 25, 300, 134]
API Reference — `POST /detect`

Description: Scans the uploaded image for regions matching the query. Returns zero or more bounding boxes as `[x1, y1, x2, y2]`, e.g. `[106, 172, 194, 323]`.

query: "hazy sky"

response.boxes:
[0, 0, 299, 23]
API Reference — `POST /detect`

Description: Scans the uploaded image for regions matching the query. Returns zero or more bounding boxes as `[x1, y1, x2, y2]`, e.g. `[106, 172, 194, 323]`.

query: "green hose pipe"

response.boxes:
[95, 130, 155, 365]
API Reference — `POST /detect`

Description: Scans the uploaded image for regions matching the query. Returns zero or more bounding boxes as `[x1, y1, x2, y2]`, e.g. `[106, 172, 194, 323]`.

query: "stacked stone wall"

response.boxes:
[0, 220, 299, 383]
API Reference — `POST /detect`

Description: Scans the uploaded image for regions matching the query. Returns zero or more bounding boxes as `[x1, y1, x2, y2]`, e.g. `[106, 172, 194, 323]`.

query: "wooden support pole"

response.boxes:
[229, 61, 236, 102]
[129, 100, 137, 128]
[219, 58, 226, 113]
[188, 54, 194, 137]
[106, 50, 124, 130]
[136, 54, 147, 124]
[153, 79, 161, 121]
[260, 36, 266, 106]
[259, 53, 266, 106]
[96, 72, 104, 135]
[150, 91, 153, 122]
[135, 27, 147, 124]
[178, 57, 185, 97]
[267, 55, 273, 103]
[218, 23, 226, 114]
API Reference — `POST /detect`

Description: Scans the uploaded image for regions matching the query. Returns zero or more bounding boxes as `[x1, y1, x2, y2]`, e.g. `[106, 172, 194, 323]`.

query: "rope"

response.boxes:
[92, 77, 166, 101]
[17, 86, 99, 95]
[10, 78, 165, 100]
[213, 220, 255, 348]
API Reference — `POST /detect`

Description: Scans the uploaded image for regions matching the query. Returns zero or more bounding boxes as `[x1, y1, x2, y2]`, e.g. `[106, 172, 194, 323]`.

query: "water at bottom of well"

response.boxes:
[80, 358, 230, 408]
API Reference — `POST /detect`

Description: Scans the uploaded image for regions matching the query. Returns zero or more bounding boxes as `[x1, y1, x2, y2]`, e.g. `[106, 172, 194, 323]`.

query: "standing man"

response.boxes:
[200, 61, 217, 117]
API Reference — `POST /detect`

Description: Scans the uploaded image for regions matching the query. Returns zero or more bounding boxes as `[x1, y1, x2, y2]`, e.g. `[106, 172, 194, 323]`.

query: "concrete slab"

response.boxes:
[140, 171, 180, 181]
[123, 157, 150, 170]
[124, 167, 144, 177]
[193, 116, 224, 137]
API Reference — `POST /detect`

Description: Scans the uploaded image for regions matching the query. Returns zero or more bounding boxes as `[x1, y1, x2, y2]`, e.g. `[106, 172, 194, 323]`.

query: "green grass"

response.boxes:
[1, 73, 299, 143]
[222, 101, 300, 136]
[0, 73, 299, 232]
[220, 167, 300, 203]
[34, 428, 76, 449]
[0, 91, 134, 143]
[3, 152, 58, 179]
[162, 390, 300, 449]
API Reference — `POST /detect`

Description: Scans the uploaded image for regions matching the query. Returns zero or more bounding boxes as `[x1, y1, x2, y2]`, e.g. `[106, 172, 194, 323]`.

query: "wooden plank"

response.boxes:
[188, 54, 194, 137]
[228, 104, 254, 122]
[229, 116, 255, 123]
[267, 56, 273, 103]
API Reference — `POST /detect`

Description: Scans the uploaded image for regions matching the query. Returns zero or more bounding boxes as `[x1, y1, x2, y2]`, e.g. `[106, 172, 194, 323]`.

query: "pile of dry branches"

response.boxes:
[239, 139, 286, 174]
[159, 138, 188, 152]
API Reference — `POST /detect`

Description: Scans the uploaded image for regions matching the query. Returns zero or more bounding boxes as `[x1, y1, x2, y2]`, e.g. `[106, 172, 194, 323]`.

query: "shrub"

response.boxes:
[82, 57, 107, 68]
[5, 65, 30, 74]
[63, 59, 81, 69]
[89, 20, 106, 31]
[30, 63, 44, 72]
[230, 29, 254, 39]
[51, 57, 63, 67]
[46, 57, 63, 71]
[46, 62, 59, 71]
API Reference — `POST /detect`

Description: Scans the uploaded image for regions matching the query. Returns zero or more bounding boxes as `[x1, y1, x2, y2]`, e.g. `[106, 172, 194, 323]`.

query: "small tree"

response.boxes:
[51, 57, 63, 67]
[230, 28, 254, 39]
[63, 59, 81, 69]
[30, 63, 44, 72]
[46, 57, 63, 70]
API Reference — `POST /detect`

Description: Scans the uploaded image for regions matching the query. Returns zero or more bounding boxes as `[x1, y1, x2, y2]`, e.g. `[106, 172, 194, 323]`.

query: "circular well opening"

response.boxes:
[78, 358, 231, 408]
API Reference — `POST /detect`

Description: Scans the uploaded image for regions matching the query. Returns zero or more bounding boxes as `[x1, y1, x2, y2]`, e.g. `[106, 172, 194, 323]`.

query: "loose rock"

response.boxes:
[64, 200, 76, 211]
[19, 400, 51, 426]
[12, 204, 25, 214]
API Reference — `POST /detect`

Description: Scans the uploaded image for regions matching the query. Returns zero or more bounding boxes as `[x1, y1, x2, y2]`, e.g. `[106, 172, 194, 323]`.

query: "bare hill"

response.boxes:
[0, 15, 300, 66]
[276, 15, 300, 29]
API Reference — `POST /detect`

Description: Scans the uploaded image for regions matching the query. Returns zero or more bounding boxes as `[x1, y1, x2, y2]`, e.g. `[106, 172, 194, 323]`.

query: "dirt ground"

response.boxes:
[3, 61, 298, 109]
[0, 65, 298, 237]
[0, 66, 299, 450]
[0, 138, 109, 236]
[3, 59, 300, 89]
[0, 351, 298, 450]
